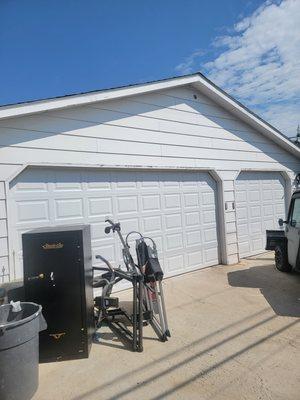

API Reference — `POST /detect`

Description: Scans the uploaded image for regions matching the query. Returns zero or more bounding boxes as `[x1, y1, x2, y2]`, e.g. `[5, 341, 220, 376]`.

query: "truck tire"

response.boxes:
[274, 245, 292, 272]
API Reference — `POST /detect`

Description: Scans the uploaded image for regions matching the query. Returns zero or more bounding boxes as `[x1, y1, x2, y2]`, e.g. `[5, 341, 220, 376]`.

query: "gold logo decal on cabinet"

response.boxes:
[49, 333, 66, 340]
[42, 242, 64, 250]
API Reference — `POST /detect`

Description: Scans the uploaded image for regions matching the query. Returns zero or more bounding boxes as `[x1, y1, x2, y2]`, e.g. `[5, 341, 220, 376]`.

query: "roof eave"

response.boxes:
[0, 74, 200, 120]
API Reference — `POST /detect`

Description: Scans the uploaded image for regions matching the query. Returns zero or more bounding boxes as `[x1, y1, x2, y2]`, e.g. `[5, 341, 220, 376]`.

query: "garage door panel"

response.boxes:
[249, 191, 260, 202]
[262, 190, 272, 201]
[204, 228, 218, 243]
[55, 198, 84, 220]
[250, 221, 261, 234]
[116, 196, 138, 214]
[141, 194, 161, 211]
[238, 223, 249, 236]
[205, 247, 219, 262]
[235, 191, 247, 202]
[115, 179, 137, 190]
[167, 254, 184, 272]
[165, 233, 184, 251]
[250, 206, 261, 218]
[88, 197, 113, 217]
[182, 180, 198, 189]
[186, 230, 202, 247]
[275, 204, 285, 214]
[252, 238, 263, 251]
[236, 207, 247, 220]
[53, 181, 82, 192]
[142, 215, 162, 233]
[202, 192, 215, 205]
[236, 172, 285, 258]
[165, 213, 182, 230]
[238, 241, 250, 255]
[140, 175, 160, 188]
[185, 212, 200, 227]
[17, 200, 50, 223]
[85, 172, 111, 190]
[183, 193, 199, 208]
[188, 251, 203, 268]
[162, 178, 180, 188]
[164, 193, 181, 210]
[10, 169, 50, 193]
[9, 168, 219, 281]
[203, 210, 216, 224]
[263, 205, 274, 217]
[14, 181, 48, 193]
[274, 190, 284, 200]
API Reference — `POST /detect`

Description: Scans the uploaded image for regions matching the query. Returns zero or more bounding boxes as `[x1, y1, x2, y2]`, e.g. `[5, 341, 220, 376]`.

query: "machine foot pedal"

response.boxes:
[94, 296, 119, 308]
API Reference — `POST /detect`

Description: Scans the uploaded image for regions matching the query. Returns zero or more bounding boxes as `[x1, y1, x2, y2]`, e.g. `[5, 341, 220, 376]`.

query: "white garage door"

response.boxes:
[235, 172, 286, 258]
[9, 168, 219, 280]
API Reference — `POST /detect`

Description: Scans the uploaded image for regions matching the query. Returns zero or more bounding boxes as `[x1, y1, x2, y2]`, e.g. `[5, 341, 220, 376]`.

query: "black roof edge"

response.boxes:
[0, 73, 198, 108]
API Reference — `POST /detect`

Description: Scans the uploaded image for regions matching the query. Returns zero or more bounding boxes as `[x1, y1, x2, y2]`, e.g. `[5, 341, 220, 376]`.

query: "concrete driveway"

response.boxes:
[33, 252, 300, 400]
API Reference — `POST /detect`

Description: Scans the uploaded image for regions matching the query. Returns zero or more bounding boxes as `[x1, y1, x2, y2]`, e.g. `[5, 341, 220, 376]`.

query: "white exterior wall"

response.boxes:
[0, 84, 299, 276]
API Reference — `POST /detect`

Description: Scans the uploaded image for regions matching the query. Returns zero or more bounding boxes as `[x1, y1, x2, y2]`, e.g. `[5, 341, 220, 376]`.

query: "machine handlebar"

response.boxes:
[95, 254, 114, 272]
[104, 219, 121, 234]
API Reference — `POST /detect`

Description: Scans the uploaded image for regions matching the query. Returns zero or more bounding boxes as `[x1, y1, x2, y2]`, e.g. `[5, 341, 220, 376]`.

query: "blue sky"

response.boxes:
[0, 0, 299, 136]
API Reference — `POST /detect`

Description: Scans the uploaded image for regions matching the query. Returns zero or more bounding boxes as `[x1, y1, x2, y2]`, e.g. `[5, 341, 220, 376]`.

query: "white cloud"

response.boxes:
[255, 102, 300, 137]
[175, 50, 204, 75]
[176, 0, 300, 137]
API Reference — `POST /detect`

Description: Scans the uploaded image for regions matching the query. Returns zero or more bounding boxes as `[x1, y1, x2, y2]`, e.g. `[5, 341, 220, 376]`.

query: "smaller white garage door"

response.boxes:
[235, 172, 286, 258]
[9, 168, 219, 281]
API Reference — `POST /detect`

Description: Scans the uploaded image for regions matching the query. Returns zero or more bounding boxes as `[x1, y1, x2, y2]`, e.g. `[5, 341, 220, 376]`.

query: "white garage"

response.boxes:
[235, 172, 286, 257]
[8, 167, 219, 279]
[0, 72, 300, 283]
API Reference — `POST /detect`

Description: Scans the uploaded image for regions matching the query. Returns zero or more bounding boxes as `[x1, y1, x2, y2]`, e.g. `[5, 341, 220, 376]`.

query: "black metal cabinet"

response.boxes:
[22, 225, 94, 362]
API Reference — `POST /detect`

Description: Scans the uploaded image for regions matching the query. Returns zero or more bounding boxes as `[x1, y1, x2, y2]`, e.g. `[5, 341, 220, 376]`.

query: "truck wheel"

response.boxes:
[274, 246, 292, 272]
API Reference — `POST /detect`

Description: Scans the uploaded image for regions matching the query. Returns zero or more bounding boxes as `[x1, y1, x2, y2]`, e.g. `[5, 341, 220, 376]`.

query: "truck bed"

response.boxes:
[265, 230, 286, 251]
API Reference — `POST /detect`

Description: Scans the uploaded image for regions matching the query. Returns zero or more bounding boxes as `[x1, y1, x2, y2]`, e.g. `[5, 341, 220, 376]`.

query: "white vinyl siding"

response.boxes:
[0, 86, 299, 173]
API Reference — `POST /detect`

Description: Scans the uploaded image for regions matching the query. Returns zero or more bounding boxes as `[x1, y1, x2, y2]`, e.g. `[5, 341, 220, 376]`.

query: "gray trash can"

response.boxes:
[0, 302, 47, 400]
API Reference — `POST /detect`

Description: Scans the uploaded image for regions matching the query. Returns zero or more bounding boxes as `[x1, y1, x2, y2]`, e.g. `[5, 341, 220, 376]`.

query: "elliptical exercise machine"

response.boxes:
[92, 219, 170, 352]
[93, 220, 144, 352]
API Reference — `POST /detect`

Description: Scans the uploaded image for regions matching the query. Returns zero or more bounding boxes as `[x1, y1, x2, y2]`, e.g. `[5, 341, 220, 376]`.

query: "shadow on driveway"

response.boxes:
[227, 263, 300, 317]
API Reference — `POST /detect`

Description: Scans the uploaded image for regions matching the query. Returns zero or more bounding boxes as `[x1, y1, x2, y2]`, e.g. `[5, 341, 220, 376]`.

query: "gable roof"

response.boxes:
[1, 72, 299, 158]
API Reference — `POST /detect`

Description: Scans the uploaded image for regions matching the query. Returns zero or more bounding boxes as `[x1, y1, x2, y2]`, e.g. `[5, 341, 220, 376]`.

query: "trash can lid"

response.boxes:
[0, 302, 42, 330]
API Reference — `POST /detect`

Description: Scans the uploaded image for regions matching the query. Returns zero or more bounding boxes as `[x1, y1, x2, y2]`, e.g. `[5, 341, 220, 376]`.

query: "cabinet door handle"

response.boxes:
[27, 273, 44, 281]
